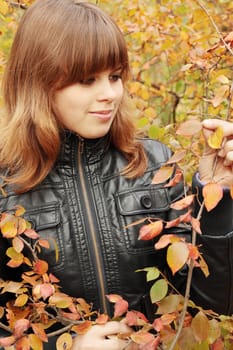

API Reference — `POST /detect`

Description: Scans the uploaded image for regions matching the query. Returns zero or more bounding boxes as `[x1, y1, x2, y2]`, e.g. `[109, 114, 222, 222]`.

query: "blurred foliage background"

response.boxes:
[1, 0, 233, 182]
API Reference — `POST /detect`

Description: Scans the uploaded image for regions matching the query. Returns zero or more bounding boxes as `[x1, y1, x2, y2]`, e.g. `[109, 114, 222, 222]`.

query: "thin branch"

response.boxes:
[168, 202, 205, 350]
[194, 0, 233, 56]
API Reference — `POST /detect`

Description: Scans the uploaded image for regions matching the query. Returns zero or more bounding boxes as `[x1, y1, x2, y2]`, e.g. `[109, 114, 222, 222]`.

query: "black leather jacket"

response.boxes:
[0, 133, 233, 319]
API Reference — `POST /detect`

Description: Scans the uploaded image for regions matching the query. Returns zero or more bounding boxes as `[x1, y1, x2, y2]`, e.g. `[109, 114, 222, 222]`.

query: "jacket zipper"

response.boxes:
[77, 139, 108, 314]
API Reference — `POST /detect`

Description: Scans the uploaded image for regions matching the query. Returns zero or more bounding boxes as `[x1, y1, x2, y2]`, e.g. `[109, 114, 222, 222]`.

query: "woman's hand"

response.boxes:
[199, 118, 233, 186]
[71, 321, 138, 350]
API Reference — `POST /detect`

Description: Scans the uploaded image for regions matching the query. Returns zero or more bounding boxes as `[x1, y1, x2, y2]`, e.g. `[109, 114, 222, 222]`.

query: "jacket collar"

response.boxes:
[58, 131, 111, 166]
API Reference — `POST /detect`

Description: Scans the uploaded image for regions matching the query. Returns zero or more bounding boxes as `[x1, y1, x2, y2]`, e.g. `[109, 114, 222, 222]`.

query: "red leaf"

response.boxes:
[114, 298, 128, 317]
[33, 259, 48, 275]
[13, 319, 30, 338]
[138, 221, 163, 240]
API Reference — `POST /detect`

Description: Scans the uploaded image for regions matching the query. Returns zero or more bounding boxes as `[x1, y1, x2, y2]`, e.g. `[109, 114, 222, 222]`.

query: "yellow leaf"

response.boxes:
[15, 205, 26, 217]
[1, 221, 17, 238]
[14, 294, 28, 307]
[191, 311, 209, 342]
[167, 242, 189, 274]
[207, 126, 224, 149]
[56, 333, 73, 350]
[28, 334, 43, 350]
[211, 85, 229, 107]
[202, 183, 223, 211]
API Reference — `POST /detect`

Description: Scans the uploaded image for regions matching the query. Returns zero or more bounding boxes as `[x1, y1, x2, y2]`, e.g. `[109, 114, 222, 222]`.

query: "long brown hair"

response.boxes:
[1, 0, 147, 193]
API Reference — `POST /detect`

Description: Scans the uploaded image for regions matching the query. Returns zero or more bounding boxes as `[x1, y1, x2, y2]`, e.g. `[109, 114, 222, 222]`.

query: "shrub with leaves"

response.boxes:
[0, 125, 233, 350]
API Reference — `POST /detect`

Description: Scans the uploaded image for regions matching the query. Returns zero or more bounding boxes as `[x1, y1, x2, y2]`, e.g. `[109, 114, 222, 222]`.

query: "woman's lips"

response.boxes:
[89, 110, 113, 120]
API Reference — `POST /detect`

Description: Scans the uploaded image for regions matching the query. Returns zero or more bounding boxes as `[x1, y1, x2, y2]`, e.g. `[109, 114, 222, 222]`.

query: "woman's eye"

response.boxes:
[110, 74, 122, 82]
[80, 77, 95, 85]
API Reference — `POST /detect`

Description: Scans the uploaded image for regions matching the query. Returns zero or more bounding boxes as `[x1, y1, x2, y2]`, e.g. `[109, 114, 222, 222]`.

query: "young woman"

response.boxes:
[0, 0, 233, 349]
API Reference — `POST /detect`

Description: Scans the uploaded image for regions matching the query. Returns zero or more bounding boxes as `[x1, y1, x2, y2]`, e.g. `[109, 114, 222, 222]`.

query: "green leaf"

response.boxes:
[150, 279, 168, 303]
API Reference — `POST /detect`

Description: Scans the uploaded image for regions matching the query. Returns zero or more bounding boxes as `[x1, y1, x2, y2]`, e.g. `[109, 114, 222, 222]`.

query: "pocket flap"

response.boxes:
[24, 202, 60, 230]
[116, 187, 170, 215]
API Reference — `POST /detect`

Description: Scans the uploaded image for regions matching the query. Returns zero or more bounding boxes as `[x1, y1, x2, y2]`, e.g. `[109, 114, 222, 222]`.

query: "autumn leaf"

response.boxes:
[191, 311, 209, 342]
[28, 334, 43, 350]
[130, 331, 155, 345]
[167, 241, 189, 274]
[202, 183, 223, 211]
[13, 318, 30, 338]
[95, 313, 109, 325]
[0, 335, 15, 347]
[71, 320, 92, 335]
[33, 259, 48, 275]
[207, 126, 224, 149]
[106, 294, 123, 303]
[56, 333, 73, 350]
[170, 194, 194, 210]
[1, 221, 17, 238]
[31, 323, 48, 342]
[176, 119, 202, 136]
[125, 310, 148, 326]
[138, 220, 163, 240]
[15, 205, 26, 217]
[151, 165, 174, 185]
[166, 150, 186, 165]
[211, 85, 229, 107]
[113, 298, 129, 317]
[14, 294, 29, 307]
[155, 234, 180, 250]
[49, 293, 73, 309]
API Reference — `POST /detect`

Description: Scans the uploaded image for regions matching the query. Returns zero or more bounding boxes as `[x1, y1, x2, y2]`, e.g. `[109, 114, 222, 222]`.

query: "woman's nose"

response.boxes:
[97, 80, 117, 101]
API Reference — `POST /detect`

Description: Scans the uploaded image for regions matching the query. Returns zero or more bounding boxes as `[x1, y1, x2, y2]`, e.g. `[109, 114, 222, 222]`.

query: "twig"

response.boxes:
[194, 0, 233, 56]
[168, 202, 205, 350]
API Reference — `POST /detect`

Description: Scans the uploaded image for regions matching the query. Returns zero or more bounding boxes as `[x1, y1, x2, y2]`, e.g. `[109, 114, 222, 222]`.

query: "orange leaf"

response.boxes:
[191, 311, 209, 342]
[24, 229, 40, 239]
[191, 217, 202, 234]
[176, 119, 202, 136]
[155, 234, 179, 250]
[95, 313, 109, 325]
[31, 323, 48, 342]
[151, 165, 174, 184]
[15, 205, 26, 217]
[188, 243, 200, 260]
[33, 260, 48, 275]
[170, 195, 194, 210]
[202, 183, 223, 211]
[71, 320, 92, 335]
[131, 331, 155, 345]
[56, 333, 73, 350]
[38, 239, 50, 249]
[167, 242, 189, 274]
[138, 221, 163, 240]
[106, 294, 123, 303]
[16, 336, 30, 350]
[166, 151, 186, 165]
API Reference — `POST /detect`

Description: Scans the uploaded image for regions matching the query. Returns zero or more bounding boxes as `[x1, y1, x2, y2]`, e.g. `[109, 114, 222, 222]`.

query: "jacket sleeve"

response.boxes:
[170, 173, 233, 315]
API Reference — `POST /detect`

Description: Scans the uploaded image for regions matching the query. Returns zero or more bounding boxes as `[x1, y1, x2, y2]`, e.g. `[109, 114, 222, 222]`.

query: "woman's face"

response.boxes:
[54, 68, 124, 139]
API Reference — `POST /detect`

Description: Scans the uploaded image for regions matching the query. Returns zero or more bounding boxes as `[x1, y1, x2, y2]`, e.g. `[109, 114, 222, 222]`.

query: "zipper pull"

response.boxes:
[79, 138, 84, 154]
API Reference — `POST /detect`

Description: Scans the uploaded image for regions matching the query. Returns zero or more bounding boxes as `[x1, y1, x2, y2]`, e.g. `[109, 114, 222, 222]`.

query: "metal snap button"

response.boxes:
[140, 195, 152, 209]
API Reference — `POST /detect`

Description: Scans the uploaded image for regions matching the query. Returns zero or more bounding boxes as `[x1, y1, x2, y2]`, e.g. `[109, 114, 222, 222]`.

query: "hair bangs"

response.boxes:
[56, 3, 129, 88]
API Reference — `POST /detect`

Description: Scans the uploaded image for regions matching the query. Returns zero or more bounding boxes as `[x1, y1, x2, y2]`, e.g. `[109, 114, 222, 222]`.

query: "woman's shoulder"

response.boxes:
[138, 137, 172, 163]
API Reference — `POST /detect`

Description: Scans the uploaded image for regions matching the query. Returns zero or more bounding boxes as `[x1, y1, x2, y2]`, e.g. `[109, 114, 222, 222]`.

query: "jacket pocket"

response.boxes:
[115, 186, 170, 254]
[24, 202, 65, 270]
